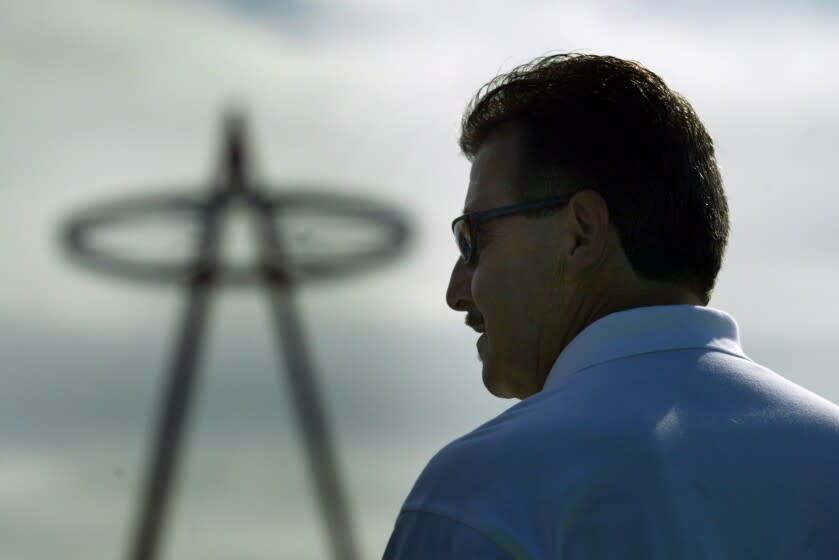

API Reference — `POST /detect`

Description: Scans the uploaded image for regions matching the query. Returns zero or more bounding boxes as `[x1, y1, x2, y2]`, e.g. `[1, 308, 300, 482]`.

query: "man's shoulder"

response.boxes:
[688, 352, 839, 435]
[402, 390, 645, 514]
[422, 390, 607, 466]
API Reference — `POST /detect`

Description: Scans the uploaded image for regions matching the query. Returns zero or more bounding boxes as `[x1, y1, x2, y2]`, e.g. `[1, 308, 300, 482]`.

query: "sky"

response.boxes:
[1, 0, 838, 558]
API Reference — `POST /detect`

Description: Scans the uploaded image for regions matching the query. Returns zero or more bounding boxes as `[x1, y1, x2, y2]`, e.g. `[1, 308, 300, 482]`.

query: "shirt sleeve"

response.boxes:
[382, 509, 515, 560]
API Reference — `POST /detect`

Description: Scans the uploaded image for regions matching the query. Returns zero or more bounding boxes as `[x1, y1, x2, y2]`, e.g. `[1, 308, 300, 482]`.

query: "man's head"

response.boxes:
[446, 53, 729, 399]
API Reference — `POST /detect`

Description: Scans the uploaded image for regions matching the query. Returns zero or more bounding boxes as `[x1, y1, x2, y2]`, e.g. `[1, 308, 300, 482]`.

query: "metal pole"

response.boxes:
[127, 115, 237, 560]
[127, 202, 224, 560]
[253, 197, 360, 560]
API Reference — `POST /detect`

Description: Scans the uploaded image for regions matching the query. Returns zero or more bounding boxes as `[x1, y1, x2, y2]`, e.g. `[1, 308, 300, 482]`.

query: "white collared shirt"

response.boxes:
[384, 305, 839, 559]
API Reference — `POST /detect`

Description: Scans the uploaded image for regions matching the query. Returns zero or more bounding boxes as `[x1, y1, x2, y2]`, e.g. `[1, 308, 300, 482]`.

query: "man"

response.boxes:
[383, 53, 839, 558]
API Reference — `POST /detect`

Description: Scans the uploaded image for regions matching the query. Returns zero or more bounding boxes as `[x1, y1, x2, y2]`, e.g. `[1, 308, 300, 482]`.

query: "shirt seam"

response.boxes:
[399, 506, 517, 559]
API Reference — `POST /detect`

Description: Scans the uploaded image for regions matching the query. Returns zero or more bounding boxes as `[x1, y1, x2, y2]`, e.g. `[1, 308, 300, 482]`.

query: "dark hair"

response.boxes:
[459, 53, 729, 304]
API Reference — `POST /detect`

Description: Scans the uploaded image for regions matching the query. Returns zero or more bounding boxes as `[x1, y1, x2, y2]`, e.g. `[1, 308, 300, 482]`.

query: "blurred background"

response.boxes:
[1, 0, 838, 558]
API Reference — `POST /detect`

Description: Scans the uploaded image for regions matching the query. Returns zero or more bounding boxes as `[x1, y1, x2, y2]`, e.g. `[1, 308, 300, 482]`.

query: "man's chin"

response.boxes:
[481, 364, 518, 399]
[480, 341, 528, 398]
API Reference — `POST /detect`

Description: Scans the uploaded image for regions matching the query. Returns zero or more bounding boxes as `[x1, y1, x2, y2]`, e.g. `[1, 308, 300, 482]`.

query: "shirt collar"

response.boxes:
[543, 304, 750, 391]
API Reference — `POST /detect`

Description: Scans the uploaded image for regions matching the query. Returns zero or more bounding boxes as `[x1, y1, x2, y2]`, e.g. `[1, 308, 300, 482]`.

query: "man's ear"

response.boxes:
[564, 189, 612, 275]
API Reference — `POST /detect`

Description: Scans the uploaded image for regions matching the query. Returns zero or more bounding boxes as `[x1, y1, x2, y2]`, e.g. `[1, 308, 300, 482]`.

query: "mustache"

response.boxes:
[465, 311, 484, 329]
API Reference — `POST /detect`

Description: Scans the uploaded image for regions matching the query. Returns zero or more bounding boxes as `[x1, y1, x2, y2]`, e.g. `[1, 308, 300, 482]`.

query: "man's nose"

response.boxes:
[446, 257, 471, 311]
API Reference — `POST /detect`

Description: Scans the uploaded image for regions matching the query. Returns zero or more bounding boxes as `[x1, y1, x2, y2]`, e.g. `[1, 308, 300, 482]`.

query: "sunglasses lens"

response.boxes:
[453, 218, 473, 263]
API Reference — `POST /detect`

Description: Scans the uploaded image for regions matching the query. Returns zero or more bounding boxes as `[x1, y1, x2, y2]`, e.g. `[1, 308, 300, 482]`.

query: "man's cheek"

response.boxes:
[471, 275, 495, 318]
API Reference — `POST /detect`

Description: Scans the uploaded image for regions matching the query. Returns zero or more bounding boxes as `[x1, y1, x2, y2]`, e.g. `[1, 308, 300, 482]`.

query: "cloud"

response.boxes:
[2, 1, 839, 557]
[3, 0, 839, 322]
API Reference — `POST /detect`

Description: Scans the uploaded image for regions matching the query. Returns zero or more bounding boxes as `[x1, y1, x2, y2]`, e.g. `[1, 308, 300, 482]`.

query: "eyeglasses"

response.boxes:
[451, 195, 572, 266]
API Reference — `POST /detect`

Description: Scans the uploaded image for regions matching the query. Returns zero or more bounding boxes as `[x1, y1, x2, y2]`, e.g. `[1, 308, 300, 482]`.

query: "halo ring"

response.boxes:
[61, 186, 413, 286]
